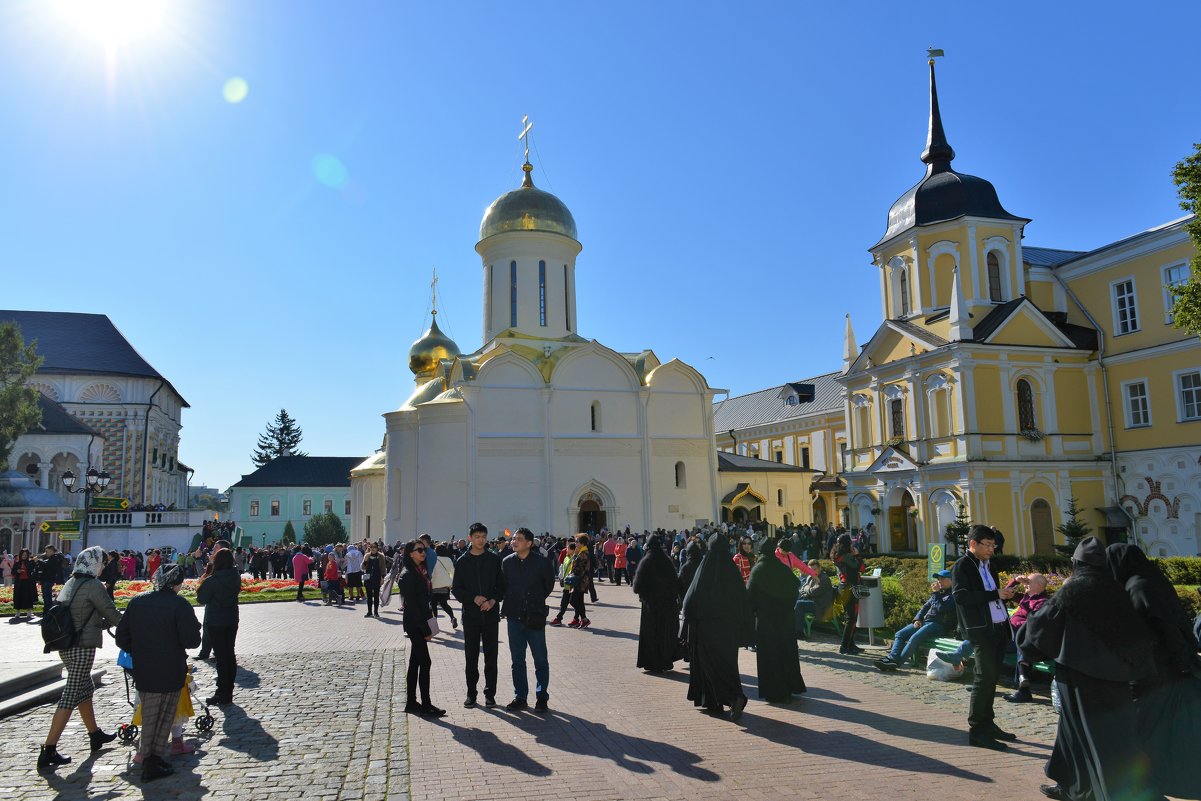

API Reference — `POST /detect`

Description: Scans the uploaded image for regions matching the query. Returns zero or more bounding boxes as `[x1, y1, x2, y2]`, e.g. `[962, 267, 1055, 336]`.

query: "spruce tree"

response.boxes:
[282, 520, 297, 545]
[1055, 497, 1094, 557]
[303, 511, 347, 547]
[0, 323, 44, 472]
[252, 409, 306, 467]
[944, 503, 971, 557]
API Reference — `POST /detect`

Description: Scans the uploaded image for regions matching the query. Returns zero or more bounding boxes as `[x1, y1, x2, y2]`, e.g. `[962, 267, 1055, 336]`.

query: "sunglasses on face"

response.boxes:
[413, 548, 426, 553]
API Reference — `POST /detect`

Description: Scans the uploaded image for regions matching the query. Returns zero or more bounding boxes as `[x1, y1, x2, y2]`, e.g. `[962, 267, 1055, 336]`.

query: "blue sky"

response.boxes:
[3, 1, 1199, 491]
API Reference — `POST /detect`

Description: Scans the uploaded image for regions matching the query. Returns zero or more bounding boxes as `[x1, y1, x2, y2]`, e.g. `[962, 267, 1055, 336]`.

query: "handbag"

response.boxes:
[425, 616, 441, 637]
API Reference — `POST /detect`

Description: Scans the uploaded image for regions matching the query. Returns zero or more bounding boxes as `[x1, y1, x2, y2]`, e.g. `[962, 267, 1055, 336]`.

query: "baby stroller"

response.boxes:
[115, 650, 214, 744]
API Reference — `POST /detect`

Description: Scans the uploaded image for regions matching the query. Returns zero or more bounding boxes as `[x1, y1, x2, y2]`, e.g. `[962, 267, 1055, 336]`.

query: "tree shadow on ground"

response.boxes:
[216, 704, 278, 761]
[492, 708, 720, 781]
[425, 717, 551, 776]
[737, 711, 993, 782]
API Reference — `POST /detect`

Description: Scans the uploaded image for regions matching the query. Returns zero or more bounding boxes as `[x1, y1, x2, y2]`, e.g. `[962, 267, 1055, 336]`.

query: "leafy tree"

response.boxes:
[303, 512, 346, 547]
[1055, 497, 1094, 557]
[944, 503, 971, 557]
[1167, 142, 1201, 335]
[252, 408, 306, 467]
[282, 520, 297, 545]
[0, 322, 44, 472]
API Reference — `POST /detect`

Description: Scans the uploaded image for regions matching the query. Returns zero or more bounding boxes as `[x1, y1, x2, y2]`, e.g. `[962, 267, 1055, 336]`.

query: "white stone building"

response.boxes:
[357, 159, 722, 543]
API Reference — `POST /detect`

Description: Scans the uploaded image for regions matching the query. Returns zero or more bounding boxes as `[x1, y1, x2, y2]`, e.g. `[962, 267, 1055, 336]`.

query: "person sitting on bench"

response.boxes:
[1002, 573, 1050, 702]
[876, 570, 956, 671]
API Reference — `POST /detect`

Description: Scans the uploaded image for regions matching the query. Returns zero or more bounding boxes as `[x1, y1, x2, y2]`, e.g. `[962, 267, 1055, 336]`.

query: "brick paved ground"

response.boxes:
[0, 585, 1074, 800]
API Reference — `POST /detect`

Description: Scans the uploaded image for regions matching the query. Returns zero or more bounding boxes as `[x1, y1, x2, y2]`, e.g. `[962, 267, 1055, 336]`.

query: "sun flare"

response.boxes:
[54, 0, 166, 48]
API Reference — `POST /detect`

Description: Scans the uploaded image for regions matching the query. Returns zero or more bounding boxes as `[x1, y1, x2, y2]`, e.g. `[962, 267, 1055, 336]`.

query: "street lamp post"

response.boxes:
[61, 467, 112, 551]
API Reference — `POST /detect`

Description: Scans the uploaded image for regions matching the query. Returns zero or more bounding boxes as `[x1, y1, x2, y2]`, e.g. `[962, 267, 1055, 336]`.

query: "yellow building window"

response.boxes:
[1017, 379, 1037, 432]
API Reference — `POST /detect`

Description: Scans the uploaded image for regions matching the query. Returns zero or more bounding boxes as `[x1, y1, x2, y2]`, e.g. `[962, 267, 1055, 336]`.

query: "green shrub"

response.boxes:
[1176, 585, 1200, 621]
[1156, 558, 1201, 586]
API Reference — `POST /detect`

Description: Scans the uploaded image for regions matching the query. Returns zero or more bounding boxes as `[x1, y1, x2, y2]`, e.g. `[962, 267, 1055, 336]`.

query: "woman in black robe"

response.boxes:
[746, 537, 805, 701]
[633, 535, 680, 673]
[1020, 537, 1161, 801]
[1107, 543, 1201, 800]
[682, 533, 752, 721]
[676, 542, 704, 659]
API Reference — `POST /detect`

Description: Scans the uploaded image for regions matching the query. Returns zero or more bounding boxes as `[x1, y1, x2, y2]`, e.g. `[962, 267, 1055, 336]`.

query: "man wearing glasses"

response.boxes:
[499, 528, 555, 713]
[951, 525, 1016, 751]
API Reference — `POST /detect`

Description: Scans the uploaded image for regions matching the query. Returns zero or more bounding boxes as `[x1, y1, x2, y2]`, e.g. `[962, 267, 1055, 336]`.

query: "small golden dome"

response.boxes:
[408, 312, 461, 376]
[479, 162, 578, 243]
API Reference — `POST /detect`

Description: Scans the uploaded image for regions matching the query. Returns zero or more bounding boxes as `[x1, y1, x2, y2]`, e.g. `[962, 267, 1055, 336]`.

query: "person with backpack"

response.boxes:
[38, 546, 122, 772]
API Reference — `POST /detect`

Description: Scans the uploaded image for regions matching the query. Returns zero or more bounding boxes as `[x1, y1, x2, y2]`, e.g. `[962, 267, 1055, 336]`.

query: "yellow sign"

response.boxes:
[928, 543, 945, 576]
[91, 497, 130, 511]
[41, 520, 82, 534]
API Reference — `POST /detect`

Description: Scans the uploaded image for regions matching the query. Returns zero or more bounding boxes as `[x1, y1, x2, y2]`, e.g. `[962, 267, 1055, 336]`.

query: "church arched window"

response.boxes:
[889, 398, 905, 440]
[674, 461, 686, 488]
[538, 260, 547, 327]
[899, 267, 911, 316]
[987, 252, 1003, 303]
[590, 401, 601, 433]
[510, 261, 518, 328]
[1016, 379, 1037, 432]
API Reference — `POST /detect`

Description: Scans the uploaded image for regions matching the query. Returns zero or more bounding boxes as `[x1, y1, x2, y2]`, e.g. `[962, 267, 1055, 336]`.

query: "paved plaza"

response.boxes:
[0, 584, 1068, 800]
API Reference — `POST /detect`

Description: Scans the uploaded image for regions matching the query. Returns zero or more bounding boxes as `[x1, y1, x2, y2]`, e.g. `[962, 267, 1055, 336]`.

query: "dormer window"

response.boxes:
[987, 252, 1003, 303]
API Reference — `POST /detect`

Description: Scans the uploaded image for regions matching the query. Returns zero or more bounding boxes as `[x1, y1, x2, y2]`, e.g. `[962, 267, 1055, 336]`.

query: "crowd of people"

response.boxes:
[18, 514, 1201, 799]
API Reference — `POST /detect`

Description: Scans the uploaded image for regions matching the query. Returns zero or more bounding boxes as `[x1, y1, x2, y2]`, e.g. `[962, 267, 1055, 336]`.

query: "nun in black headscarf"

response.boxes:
[633, 535, 680, 674]
[682, 533, 752, 721]
[675, 541, 704, 660]
[746, 536, 805, 702]
[1020, 537, 1163, 801]
[1107, 543, 1201, 800]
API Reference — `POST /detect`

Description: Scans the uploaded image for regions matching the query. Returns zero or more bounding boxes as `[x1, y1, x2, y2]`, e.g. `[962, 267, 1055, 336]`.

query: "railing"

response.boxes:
[88, 510, 195, 528]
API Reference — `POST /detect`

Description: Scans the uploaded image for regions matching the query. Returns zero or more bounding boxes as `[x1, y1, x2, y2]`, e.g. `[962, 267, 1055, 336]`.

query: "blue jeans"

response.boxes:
[888, 621, 944, 663]
[943, 638, 975, 665]
[507, 618, 549, 702]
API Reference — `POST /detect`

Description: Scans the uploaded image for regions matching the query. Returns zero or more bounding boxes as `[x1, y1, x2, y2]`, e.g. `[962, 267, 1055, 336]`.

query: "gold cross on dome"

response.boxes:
[430, 268, 439, 314]
[518, 114, 533, 163]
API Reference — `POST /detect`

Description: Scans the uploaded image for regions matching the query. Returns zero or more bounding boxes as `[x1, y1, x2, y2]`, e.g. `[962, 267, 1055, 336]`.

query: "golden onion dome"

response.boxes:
[479, 162, 578, 243]
[408, 312, 461, 376]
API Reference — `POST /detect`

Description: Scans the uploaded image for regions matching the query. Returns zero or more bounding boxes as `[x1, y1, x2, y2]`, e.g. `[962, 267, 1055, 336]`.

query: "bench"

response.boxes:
[908, 636, 1055, 677]
[799, 612, 843, 639]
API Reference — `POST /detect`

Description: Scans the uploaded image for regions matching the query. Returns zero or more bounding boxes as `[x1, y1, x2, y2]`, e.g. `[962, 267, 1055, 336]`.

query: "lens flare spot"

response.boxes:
[312, 154, 349, 189]
[223, 77, 249, 104]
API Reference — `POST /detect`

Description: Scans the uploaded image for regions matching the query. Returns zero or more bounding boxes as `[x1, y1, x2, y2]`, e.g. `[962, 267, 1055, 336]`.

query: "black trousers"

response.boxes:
[556, 590, 572, 617]
[207, 623, 238, 699]
[40, 582, 54, 609]
[365, 582, 380, 615]
[968, 622, 1008, 733]
[296, 576, 307, 600]
[430, 593, 455, 622]
[840, 592, 859, 649]
[406, 632, 431, 705]
[462, 617, 498, 699]
[570, 590, 587, 620]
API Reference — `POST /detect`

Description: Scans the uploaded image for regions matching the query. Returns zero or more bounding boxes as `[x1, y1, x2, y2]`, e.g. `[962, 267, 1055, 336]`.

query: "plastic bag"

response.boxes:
[926, 648, 963, 681]
[1051, 678, 1062, 714]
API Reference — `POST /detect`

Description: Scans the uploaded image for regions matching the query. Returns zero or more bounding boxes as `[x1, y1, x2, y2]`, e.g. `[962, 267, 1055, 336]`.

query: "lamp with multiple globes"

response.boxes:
[60, 467, 112, 549]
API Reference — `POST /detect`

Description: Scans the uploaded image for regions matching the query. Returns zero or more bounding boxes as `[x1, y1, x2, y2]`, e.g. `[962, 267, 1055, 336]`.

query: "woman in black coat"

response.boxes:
[195, 549, 241, 705]
[12, 549, 38, 619]
[100, 551, 121, 599]
[632, 535, 680, 673]
[747, 537, 806, 701]
[398, 540, 445, 716]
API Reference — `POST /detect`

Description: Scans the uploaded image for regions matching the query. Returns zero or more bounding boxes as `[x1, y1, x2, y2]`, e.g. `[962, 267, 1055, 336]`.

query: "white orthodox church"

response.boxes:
[351, 158, 722, 543]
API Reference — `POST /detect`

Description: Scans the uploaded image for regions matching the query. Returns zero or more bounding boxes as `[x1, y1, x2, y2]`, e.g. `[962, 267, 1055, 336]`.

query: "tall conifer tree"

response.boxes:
[252, 409, 306, 467]
[0, 322, 44, 472]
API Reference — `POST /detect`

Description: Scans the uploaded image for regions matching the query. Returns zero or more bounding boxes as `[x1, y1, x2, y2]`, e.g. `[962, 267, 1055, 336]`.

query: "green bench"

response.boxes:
[800, 612, 843, 639]
[908, 636, 1055, 677]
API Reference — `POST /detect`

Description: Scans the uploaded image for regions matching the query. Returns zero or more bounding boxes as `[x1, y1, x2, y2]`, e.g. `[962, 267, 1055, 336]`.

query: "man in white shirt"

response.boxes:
[344, 544, 364, 604]
[951, 525, 1016, 751]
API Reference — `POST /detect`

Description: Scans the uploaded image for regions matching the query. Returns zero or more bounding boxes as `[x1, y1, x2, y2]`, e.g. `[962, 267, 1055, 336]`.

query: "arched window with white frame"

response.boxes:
[987, 252, 1003, 303]
[1016, 378, 1037, 432]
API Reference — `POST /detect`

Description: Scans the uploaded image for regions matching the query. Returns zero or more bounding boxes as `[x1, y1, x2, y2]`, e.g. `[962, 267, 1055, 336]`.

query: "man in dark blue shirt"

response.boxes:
[500, 528, 555, 713]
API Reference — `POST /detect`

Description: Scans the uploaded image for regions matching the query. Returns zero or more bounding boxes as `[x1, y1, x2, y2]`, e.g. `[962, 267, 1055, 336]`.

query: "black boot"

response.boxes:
[89, 728, 118, 752]
[37, 744, 71, 771]
[141, 754, 175, 782]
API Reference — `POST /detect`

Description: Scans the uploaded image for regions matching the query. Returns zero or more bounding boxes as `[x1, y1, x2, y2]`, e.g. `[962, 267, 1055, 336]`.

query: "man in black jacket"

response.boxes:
[500, 528, 555, 713]
[115, 564, 202, 782]
[951, 525, 1016, 751]
[451, 522, 505, 708]
[36, 545, 65, 610]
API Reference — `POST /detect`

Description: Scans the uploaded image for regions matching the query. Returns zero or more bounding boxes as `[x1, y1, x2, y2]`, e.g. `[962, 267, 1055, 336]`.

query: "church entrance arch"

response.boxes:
[1030, 499, 1054, 555]
[886, 487, 918, 552]
[812, 497, 827, 528]
[578, 497, 607, 535]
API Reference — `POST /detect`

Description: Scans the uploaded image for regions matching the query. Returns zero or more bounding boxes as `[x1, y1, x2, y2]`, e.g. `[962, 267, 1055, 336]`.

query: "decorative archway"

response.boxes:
[1030, 499, 1054, 554]
[578, 496, 606, 535]
[886, 486, 918, 552]
[569, 479, 617, 535]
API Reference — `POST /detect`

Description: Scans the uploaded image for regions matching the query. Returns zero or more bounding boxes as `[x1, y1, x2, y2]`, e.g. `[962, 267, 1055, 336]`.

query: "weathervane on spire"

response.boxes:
[927, 47, 944, 64]
[430, 268, 440, 316]
[519, 114, 534, 164]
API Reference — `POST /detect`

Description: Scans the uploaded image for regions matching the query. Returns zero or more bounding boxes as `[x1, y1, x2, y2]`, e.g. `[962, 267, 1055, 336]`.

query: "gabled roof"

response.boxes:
[972, 298, 1096, 350]
[0, 310, 189, 407]
[888, 319, 949, 348]
[970, 298, 1026, 342]
[717, 453, 814, 473]
[713, 371, 843, 432]
[229, 456, 365, 489]
[721, 483, 767, 505]
[28, 394, 101, 437]
[1022, 246, 1086, 268]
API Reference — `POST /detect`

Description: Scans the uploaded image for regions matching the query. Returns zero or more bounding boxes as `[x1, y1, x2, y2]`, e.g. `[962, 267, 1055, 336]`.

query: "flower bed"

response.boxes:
[0, 577, 303, 616]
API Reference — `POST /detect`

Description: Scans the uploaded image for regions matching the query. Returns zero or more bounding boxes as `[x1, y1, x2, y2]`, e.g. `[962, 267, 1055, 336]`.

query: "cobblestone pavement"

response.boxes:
[1, 586, 1069, 800]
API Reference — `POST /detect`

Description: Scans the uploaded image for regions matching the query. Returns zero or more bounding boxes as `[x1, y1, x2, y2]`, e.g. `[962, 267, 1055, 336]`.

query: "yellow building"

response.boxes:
[714, 373, 848, 530]
[727, 58, 1199, 557]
